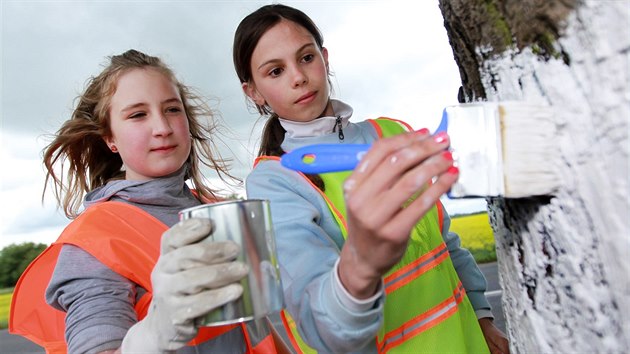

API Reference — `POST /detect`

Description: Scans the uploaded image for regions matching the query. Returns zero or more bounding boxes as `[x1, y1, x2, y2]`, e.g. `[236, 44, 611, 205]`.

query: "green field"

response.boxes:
[0, 213, 495, 330]
[451, 212, 496, 264]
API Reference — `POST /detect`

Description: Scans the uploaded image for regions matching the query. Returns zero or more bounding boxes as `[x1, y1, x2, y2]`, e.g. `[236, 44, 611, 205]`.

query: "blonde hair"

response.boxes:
[43, 49, 236, 218]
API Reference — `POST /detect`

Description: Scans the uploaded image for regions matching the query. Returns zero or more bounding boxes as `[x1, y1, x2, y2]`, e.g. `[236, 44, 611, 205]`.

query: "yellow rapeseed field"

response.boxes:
[0, 291, 11, 330]
[450, 212, 496, 263]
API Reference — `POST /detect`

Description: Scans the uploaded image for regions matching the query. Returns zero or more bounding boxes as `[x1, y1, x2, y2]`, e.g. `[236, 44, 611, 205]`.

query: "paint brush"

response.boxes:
[280, 101, 560, 198]
[442, 101, 559, 198]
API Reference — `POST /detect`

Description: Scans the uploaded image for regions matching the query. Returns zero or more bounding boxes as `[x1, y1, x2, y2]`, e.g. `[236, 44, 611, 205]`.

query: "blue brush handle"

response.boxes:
[280, 111, 449, 173]
[281, 144, 371, 173]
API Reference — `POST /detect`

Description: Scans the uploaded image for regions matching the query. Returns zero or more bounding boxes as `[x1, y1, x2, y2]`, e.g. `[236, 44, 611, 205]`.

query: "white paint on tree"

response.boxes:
[474, 1, 629, 352]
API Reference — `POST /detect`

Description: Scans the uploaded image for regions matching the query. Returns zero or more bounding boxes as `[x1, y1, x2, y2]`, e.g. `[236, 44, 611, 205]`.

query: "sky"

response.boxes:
[1, 0, 486, 249]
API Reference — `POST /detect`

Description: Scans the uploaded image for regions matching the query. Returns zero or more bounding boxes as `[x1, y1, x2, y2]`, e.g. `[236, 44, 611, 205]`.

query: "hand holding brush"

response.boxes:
[336, 129, 457, 298]
[282, 102, 560, 199]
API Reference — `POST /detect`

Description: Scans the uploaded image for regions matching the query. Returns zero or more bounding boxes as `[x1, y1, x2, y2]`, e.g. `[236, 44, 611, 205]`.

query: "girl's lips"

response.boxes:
[295, 91, 316, 104]
[151, 145, 176, 152]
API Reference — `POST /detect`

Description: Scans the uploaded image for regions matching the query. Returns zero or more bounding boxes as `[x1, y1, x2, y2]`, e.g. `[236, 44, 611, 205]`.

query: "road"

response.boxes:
[1, 262, 505, 353]
[0, 330, 44, 353]
[479, 261, 506, 333]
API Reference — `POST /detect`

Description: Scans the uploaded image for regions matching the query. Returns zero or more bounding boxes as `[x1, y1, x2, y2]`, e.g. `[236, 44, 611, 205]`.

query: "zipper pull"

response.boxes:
[332, 116, 345, 141]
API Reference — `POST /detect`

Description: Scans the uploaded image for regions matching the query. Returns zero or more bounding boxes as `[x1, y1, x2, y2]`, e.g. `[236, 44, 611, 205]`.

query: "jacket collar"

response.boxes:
[278, 99, 353, 139]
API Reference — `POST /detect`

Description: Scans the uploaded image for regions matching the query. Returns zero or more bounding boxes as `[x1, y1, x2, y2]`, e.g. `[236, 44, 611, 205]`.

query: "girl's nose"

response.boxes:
[153, 114, 174, 136]
[292, 67, 308, 88]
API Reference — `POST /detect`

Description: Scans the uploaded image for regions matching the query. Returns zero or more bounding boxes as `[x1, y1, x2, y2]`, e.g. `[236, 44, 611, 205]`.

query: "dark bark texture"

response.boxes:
[440, 0, 575, 101]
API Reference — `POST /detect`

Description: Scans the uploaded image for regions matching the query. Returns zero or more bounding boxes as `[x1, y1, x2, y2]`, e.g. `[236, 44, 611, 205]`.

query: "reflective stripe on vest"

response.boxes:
[9, 201, 276, 354]
[377, 282, 467, 353]
[256, 118, 488, 353]
[383, 242, 449, 295]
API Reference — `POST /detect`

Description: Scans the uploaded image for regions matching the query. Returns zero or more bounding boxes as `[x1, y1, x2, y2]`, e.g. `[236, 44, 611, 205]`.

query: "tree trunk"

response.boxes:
[438, 0, 629, 352]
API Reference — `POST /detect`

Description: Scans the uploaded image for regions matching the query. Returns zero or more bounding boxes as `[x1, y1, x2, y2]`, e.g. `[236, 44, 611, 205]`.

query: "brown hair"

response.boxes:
[43, 49, 236, 218]
[233, 4, 326, 188]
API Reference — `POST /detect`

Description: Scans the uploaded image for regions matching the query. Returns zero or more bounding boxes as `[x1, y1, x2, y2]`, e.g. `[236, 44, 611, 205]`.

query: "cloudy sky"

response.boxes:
[1, 0, 485, 249]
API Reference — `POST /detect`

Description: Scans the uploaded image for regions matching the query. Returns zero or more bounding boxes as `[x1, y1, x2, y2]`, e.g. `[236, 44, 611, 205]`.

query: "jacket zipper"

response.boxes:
[332, 116, 345, 141]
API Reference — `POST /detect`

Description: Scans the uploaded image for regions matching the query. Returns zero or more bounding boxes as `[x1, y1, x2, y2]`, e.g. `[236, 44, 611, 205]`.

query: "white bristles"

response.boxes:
[445, 101, 560, 198]
[499, 102, 560, 198]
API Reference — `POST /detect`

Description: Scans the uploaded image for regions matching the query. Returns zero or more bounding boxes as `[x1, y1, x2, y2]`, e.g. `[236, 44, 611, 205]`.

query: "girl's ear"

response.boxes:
[322, 47, 329, 72]
[103, 136, 116, 151]
[242, 82, 266, 106]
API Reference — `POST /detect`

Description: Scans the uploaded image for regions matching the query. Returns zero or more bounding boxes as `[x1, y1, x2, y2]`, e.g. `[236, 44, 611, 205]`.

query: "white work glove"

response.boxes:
[121, 218, 248, 353]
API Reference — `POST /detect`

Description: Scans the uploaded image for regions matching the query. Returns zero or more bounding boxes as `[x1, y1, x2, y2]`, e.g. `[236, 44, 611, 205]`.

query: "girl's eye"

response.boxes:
[128, 112, 146, 119]
[302, 54, 314, 63]
[166, 106, 182, 113]
[269, 68, 283, 77]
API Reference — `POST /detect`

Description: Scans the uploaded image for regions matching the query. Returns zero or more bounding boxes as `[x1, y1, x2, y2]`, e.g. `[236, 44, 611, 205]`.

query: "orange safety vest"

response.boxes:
[9, 201, 277, 354]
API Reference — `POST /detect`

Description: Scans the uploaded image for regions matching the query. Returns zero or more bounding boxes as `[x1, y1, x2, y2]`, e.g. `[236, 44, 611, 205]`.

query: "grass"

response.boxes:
[0, 213, 496, 331]
[0, 289, 12, 330]
[451, 212, 496, 264]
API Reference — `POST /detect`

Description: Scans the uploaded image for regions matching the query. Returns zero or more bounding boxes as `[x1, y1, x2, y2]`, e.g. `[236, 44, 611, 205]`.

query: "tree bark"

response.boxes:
[439, 0, 629, 352]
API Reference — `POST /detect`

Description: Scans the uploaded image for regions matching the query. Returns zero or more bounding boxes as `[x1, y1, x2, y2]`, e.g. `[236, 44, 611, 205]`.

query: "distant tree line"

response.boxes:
[0, 242, 47, 288]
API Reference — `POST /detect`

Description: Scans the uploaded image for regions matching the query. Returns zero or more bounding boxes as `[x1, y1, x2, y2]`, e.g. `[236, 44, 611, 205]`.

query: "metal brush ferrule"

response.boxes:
[444, 102, 505, 198]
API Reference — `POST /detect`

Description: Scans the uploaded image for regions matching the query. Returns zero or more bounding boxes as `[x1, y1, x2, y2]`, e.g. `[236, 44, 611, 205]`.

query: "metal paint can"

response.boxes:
[179, 199, 284, 326]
